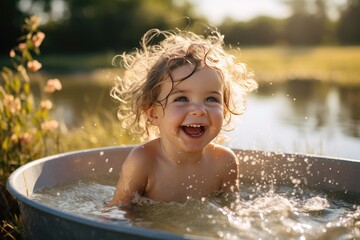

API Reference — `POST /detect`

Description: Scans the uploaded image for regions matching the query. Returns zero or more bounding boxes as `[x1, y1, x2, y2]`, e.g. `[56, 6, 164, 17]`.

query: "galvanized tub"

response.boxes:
[7, 146, 360, 239]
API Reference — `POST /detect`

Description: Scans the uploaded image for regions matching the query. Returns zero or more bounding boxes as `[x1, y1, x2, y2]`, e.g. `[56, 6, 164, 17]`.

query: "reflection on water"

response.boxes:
[51, 80, 360, 159]
[228, 80, 360, 159]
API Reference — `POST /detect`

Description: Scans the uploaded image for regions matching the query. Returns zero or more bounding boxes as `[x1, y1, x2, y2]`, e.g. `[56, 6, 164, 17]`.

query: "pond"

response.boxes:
[51, 78, 360, 159]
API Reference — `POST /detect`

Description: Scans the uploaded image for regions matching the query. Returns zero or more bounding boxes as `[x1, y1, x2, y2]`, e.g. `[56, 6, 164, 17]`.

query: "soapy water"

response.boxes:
[32, 177, 360, 239]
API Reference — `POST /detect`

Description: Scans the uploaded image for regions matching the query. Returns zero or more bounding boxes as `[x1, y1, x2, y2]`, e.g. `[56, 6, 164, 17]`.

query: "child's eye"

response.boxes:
[174, 96, 189, 102]
[206, 97, 219, 103]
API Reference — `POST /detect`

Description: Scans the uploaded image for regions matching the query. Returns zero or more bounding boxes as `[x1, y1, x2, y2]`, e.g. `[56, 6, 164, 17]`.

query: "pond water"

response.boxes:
[32, 177, 360, 239]
[52, 79, 360, 159]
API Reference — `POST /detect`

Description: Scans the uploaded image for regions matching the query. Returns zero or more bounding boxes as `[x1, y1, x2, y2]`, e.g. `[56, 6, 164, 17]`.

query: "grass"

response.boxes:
[58, 111, 139, 152]
[233, 46, 360, 86]
[38, 51, 116, 73]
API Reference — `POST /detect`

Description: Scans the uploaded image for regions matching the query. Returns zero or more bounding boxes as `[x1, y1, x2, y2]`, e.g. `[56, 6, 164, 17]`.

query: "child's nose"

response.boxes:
[189, 103, 206, 116]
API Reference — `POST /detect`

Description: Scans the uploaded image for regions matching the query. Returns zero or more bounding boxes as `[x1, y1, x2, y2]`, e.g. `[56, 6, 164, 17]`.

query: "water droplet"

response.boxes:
[287, 157, 295, 162]
[108, 168, 113, 173]
[99, 151, 104, 156]
[105, 158, 109, 163]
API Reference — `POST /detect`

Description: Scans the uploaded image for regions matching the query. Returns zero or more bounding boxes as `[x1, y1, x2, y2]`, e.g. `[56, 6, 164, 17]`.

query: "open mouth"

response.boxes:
[181, 124, 207, 137]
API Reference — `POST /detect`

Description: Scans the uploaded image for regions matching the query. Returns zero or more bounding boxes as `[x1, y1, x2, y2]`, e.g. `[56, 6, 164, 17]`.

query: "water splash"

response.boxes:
[31, 179, 360, 240]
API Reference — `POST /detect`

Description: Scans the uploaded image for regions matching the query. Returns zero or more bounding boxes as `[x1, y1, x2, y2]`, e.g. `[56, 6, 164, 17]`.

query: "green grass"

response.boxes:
[236, 46, 360, 86]
[38, 51, 116, 72]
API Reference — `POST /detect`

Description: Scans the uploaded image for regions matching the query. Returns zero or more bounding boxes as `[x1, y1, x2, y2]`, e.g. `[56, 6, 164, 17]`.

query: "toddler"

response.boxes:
[108, 29, 257, 205]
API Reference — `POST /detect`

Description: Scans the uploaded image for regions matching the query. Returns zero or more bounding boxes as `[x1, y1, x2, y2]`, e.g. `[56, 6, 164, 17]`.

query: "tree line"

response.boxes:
[1, 0, 360, 54]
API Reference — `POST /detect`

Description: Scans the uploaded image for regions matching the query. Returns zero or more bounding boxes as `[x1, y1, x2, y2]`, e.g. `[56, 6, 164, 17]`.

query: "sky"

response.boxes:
[189, 0, 347, 24]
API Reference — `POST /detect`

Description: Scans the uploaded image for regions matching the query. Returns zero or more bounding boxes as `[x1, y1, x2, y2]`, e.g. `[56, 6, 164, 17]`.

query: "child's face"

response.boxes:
[148, 64, 224, 152]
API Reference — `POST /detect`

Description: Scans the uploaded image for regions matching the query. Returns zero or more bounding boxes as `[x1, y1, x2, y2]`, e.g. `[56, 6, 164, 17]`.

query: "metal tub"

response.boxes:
[7, 146, 360, 239]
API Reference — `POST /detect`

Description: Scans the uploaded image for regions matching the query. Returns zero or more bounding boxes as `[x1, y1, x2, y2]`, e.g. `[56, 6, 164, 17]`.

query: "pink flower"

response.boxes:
[10, 49, 15, 58]
[41, 120, 59, 131]
[27, 60, 42, 72]
[2, 94, 21, 114]
[19, 132, 33, 145]
[11, 134, 19, 144]
[44, 79, 62, 93]
[40, 100, 53, 110]
[18, 43, 26, 51]
[17, 65, 25, 73]
[32, 31, 45, 48]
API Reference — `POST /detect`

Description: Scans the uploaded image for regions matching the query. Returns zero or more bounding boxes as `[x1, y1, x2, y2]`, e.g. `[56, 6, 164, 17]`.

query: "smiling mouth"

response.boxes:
[181, 124, 207, 137]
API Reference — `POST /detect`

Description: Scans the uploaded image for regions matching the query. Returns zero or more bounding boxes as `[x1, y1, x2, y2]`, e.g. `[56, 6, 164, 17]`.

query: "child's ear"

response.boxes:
[146, 107, 158, 125]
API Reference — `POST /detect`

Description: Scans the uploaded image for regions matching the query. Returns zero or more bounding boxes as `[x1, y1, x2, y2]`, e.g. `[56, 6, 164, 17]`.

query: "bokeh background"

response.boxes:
[1, 0, 360, 158]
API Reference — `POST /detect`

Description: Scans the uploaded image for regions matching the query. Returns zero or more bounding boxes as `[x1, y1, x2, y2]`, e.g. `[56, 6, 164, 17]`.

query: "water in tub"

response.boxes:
[31, 167, 360, 240]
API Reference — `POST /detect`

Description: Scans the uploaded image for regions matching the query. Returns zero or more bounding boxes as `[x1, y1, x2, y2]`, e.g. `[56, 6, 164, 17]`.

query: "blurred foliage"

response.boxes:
[0, 16, 61, 183]
[1, 0, 360, 55]
[0, 16, 62, 240]
[59, 111, 139, 153]
[337, 0, 360, 44]
[42, 0, 200, 52]
[220, 17, 283, 46]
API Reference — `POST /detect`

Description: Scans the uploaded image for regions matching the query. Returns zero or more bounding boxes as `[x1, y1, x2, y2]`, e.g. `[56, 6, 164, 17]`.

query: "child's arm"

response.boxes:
[107, 148, 148, 206]
[220, 149, 240, 192]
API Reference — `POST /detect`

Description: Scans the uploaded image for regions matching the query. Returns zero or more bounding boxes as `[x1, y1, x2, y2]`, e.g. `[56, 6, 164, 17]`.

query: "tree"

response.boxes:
[40, 0, 204, 53]
[220, 17, 281, 46]
[2, 0, 204, 54]
[1, 0, 24, 54]
[337, 0, 360, 45]
[281, 0, 330, 45]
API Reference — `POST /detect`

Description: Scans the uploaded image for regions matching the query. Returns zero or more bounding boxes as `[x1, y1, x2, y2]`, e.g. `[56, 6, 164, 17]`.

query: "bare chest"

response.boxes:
[145, 164, 222, 202]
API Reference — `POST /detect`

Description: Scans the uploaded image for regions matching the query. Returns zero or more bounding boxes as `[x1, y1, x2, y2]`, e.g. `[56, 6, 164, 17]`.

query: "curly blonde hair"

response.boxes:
[111, 28, 257, 140]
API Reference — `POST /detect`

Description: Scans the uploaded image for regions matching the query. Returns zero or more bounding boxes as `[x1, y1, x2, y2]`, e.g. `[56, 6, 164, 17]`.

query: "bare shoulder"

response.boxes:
[124, 139, 159, 167]
[208, 144, 239, 192]
[109, 140, 160, 205]
[207, 143, 237, 163]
